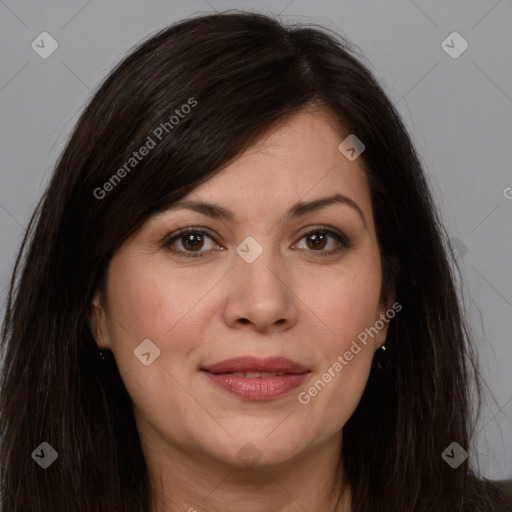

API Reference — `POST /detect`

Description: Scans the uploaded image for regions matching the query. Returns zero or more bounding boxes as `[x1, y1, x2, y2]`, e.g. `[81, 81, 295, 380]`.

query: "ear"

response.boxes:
[89, 291, 110, 350]
[375, 255, 400, 348]
[374, 292, 396, 349]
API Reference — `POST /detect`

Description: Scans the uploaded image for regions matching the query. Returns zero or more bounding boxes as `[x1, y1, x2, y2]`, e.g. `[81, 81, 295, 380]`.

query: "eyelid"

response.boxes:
[163, 226, 217, 244]
[294, 224, 350, 246]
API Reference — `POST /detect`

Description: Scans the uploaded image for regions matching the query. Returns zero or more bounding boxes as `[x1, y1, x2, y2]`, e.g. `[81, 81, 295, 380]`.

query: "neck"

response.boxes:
[145, 431, 352, 512]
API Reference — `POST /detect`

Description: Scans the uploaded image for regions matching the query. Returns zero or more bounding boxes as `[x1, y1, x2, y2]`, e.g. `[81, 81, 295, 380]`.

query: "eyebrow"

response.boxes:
[166, 193, 367, 228]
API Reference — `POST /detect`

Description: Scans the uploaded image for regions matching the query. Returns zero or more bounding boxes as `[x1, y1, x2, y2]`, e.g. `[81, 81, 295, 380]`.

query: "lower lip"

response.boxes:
[202, 371, 310, 400]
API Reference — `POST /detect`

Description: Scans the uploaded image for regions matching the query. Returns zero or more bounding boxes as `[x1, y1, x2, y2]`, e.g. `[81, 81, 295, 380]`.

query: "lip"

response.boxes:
[201, 356, 311, 401]
[201, 356, 309, 374]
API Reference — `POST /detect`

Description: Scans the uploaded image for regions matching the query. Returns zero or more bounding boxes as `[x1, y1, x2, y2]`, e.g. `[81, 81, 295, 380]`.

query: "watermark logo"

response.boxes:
[449, 236, 468, 261]
[441, 442, 468, 469]
[134, 338, 161, 366]
[236, 442, 263, 467]
[338, 134, 365, 161]
[31, 32, 58, 59]
[31, 442, 58, 469]
[236, 236, 263, 263]
[441, 32, 469, 59]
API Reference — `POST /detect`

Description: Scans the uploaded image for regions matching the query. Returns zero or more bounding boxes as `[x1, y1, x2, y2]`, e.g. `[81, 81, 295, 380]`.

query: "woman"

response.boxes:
[1, 10, 510, 512]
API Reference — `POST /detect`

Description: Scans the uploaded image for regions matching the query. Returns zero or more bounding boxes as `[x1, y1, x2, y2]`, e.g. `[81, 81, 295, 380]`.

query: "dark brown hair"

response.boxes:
[0, 10, 503, 511]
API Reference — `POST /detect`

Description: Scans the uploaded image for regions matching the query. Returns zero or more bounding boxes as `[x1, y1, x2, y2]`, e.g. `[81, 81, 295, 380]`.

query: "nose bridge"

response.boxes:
[223, 234, 298, 330]
[234, 234, 286, 297]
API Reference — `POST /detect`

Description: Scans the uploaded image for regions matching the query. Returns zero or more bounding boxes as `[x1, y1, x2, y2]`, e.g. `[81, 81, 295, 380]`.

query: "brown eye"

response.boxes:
[294, 227, 351, 257]
[164, 229, 218, 257]
[164, 226, 350, 259]
[181, 233, 205, 251]
[305, 232, 328, 250]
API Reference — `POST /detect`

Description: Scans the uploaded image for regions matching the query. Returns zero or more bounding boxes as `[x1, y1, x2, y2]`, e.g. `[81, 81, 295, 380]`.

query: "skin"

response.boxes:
[90, 107, 393, 512]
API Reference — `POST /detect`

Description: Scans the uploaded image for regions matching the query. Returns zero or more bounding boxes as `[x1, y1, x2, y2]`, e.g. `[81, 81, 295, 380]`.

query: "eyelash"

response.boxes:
[163, 226, 351, 259]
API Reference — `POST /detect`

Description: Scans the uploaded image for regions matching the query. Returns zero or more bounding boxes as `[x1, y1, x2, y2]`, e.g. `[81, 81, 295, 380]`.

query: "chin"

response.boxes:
[204, 428, 306, 468]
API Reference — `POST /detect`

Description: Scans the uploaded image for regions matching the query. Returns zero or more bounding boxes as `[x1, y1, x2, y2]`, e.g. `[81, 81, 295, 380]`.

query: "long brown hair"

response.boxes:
[0, 10, 502, 511]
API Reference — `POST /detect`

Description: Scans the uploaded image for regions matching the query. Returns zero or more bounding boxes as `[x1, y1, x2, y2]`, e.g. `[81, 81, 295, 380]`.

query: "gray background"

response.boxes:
[0, 0, 511, 479]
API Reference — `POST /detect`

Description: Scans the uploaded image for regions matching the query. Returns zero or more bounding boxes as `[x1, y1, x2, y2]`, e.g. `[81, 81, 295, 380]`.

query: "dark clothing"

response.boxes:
[494, 479, 512, 511]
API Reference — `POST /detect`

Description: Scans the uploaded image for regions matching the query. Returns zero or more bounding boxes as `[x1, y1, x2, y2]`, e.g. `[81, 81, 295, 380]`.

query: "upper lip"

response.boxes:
[201, 356, 310, 374]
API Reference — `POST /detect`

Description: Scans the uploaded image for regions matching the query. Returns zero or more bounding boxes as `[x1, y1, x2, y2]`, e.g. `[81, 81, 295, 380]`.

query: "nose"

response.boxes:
[222, 245, 299, 334]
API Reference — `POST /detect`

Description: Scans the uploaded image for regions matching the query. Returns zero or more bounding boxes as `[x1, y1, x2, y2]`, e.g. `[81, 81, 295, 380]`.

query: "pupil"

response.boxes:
[184, 234, 202, 250]
[308, 232, 326, 250]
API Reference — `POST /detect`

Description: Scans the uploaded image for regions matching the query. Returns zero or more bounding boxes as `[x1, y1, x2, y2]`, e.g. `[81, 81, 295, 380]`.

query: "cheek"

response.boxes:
[306, 252, 382, 344]
[299, 337, 374, 437]
[104, 254, 210, 347]
[295, 252, 381, 423]
[102, 255, 221, 415]
[101, 259, 210, 445]
[101, 257, 202, 387]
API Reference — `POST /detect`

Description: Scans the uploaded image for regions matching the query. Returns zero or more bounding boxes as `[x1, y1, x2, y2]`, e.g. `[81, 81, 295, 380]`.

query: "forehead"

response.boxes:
[185, 109, 372, 219]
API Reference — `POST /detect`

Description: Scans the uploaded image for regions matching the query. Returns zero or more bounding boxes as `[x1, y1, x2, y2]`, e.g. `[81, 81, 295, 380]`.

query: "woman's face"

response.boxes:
[91, 108, 391, 470]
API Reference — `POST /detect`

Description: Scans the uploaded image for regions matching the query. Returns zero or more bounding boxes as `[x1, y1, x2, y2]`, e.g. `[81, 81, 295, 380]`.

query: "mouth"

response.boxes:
[208, 371, 292, 378]
[201, 355, 310, 374]
[200, 356, 311, 400]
